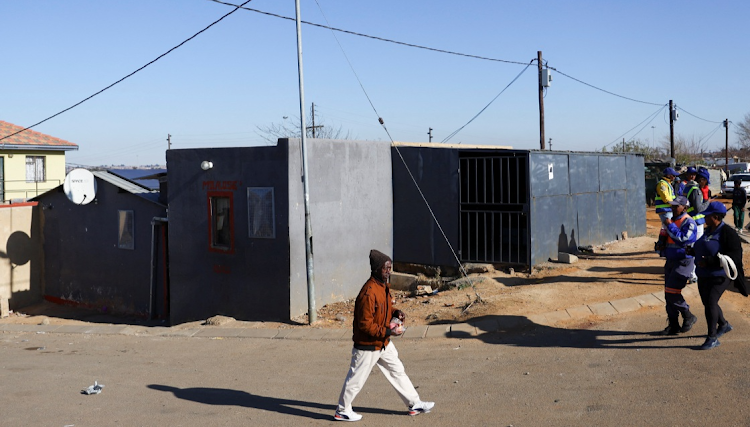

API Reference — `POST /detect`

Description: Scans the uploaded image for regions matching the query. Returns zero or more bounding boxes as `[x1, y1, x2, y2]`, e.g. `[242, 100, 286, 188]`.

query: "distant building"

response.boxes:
[0, 121, 79, 202]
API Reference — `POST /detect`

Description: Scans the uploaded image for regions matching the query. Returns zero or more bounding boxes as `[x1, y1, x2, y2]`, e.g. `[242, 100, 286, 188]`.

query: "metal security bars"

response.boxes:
[459, 153, 529, 265]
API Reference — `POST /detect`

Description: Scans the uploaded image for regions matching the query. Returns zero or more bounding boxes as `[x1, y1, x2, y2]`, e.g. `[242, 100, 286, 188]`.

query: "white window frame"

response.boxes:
[25, 156, 45, 183]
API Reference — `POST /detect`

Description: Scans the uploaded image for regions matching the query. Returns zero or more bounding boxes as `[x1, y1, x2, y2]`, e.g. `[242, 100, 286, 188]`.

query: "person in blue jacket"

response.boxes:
[656, 195, 699, 335]
[693, 202, 748, 350]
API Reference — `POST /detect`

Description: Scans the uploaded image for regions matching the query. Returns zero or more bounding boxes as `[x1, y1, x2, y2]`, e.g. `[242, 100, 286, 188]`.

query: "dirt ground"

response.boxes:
[306, 202, 750, 328]
[6, 203, 750, 330]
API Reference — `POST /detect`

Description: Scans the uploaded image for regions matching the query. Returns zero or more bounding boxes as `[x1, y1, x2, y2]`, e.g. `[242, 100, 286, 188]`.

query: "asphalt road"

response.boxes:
[2, 304, 750, 426]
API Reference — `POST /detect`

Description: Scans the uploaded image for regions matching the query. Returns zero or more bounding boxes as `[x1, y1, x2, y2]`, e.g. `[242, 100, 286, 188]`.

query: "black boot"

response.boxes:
[681, 311, 698, 333]
[657, 317, 680, 335]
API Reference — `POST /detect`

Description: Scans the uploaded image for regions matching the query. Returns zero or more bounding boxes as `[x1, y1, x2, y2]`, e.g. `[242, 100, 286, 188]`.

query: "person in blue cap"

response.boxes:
[656, 195, 698, 335]
[693, 201, 748, 350]
[683, 168, 712, 282]
[654, 167, 678, 252]
[685, 168, 711, 239]
[677, 167, 698, 196]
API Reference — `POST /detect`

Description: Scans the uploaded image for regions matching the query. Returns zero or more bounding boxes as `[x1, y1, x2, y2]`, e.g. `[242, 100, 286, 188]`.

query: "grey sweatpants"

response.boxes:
[337, 341, 420, 412]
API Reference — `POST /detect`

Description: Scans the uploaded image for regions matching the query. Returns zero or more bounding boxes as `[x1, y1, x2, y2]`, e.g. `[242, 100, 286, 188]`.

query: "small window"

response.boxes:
[25, 156, 45, 183]
[118, 210, 134, 250]
[248, 187, 275, 239]
[209, 192, 234, 253]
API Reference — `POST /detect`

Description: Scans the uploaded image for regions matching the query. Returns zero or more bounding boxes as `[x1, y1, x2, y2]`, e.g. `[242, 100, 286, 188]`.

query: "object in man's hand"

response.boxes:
[390, 317, 404, 334]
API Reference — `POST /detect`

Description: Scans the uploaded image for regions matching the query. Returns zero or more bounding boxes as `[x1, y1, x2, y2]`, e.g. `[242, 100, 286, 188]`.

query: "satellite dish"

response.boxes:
[63, 169, 97, 205]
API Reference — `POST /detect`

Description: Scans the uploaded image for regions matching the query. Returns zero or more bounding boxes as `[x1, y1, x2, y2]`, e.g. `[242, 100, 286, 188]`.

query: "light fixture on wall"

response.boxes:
[200, 161, 213, 171]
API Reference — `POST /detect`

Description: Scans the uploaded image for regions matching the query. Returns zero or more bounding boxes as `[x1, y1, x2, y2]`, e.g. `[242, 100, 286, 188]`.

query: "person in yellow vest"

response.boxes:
[654, 168, 678, 252]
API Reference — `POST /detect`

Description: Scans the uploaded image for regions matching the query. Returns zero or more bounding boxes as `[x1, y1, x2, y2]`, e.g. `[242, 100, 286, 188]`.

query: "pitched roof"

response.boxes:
[0, 121, 79, 150]
[92, 170, 164, 205]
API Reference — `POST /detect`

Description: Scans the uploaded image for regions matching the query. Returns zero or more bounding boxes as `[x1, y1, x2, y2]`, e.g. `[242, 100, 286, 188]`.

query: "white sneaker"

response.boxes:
[334, 409, 362, 422]
[409, 401, 435, 416]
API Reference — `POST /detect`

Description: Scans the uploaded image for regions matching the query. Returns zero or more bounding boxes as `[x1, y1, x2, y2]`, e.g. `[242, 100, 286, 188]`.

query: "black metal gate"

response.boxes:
[459, 152, 529, 265]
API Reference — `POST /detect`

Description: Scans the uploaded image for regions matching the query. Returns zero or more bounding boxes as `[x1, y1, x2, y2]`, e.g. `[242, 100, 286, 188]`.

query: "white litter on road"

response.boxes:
[81, 381, 104, 395]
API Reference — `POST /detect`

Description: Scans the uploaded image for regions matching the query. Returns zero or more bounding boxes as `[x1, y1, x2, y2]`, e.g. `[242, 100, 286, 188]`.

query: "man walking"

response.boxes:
[731, 178, 747, 233]
[334, 250, 434, 422]
[656, 196, 699, 335]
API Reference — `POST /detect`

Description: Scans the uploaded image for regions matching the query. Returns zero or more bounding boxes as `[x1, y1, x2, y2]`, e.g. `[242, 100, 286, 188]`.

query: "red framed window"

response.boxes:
[208, 191, 234, 253]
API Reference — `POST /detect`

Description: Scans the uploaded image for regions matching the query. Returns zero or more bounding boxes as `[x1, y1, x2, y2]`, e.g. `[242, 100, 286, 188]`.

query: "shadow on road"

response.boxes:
[147, 384, 398, 420]
[440, 314, 698, 350]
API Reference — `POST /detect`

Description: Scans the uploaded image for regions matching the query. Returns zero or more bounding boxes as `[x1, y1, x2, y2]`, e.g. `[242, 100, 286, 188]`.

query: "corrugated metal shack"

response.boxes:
[392, 144, 645, 269]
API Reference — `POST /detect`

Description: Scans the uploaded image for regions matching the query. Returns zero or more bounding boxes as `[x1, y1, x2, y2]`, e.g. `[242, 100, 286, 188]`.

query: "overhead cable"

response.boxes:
[697, 123, 724, 145]
[309, 0, 468, 277]
[0, 0, 253, 144]
[311, 0, 383, 133]
[677, 106, 724, 124]
[548, 67, 663, 106]
[442, 62, 534, 143]
[605, 104, 668, 148]
[207, 0, 530, 65]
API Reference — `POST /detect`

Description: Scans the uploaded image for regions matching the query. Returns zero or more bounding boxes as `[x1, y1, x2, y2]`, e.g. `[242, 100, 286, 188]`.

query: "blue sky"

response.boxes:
[1, 1, 747, 166]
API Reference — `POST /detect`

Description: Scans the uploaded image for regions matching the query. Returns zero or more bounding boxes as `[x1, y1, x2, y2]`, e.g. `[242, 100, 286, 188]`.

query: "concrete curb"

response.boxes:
[0, 289, 679, 340]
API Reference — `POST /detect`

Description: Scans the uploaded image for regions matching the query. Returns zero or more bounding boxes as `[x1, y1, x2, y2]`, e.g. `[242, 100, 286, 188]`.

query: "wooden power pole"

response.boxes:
[669, 100, 675, 160]
[538, 51, 546, 150]
[725, 119, 729, 174]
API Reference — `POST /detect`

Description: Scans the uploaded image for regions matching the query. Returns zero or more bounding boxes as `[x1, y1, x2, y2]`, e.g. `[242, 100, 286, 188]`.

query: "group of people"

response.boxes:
[654, 166, 748, 350]
[338, 176, 746, 420]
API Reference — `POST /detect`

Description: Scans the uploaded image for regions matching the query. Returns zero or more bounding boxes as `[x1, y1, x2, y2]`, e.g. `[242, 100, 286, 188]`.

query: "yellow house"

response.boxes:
[0, 121, 78, 202]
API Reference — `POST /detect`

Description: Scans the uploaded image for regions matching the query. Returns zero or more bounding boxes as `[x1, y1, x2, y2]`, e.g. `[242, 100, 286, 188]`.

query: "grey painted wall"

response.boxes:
[286, 138, 393, 318]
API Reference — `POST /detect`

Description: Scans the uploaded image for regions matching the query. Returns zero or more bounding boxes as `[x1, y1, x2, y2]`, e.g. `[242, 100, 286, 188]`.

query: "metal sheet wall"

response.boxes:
[392, 146, 460, 267]
[393, 147, 645, 269]
[530, 152, 645, 266]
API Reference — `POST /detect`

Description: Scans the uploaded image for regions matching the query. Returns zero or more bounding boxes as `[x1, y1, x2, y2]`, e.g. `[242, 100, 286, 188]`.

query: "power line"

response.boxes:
[548, 67, 663, 106]
[207, 0, 530, 66]
[442, 62, 534, 143]
[209, 1, 675, 110]
[676, 105, 724, 124]
[0, 0, 253, 144]
[311, 0, 384, 134]
[305, 0, 468, 278]
[605, 104, 668, 148]
[697, 122, 724, 145]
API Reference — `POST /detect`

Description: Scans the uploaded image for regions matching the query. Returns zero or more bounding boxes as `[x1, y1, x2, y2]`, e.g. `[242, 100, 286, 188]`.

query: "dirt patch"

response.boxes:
[298, 203, 750, 328]
[6, 205, 750, 330]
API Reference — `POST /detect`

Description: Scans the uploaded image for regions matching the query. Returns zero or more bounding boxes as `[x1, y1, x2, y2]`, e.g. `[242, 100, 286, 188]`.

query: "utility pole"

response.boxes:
[307, 102, 323, 138]
[294, 0, 316, 324]
[428, 128, 433, 142]
[167, 134, 171, 150]
[725, 119, 729, 175]
[669, 100, 675, 160]
[538, 51, 546, 150]
[622, 138, 626, 153]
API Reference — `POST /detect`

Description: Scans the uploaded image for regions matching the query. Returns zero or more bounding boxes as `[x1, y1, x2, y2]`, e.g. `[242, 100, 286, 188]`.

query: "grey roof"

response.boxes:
[91, 170, 164, 205]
